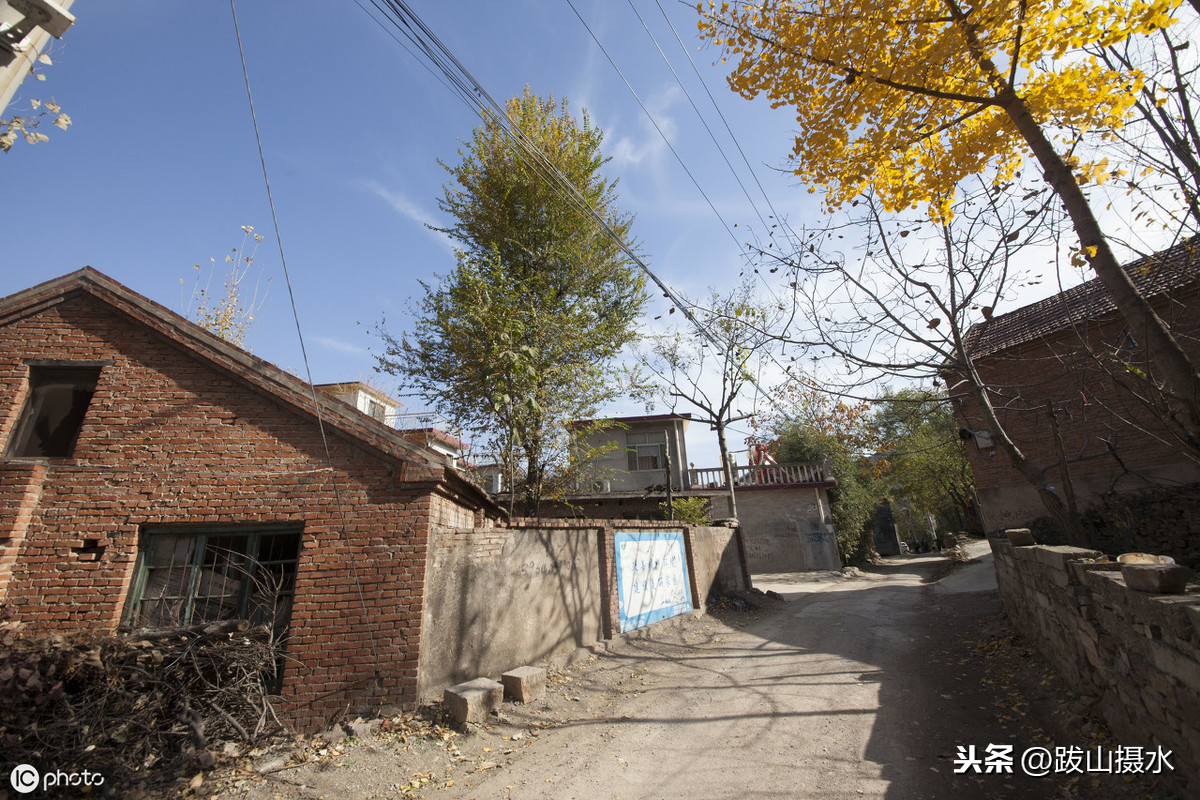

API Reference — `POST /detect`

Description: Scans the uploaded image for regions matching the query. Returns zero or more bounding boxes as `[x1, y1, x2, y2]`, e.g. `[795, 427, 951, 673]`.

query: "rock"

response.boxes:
[252, 754, 288, 774]
[501, 666, 546, 704]
[318, 726, 347, 743]
[345, 718, 382, 739]
[444, 678, 504, 725]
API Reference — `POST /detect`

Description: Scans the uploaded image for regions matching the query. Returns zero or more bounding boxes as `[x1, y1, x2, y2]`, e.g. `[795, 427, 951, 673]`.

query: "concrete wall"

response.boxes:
[418, 519, 747, 699]
[685, 525, 748, 600]
[418, 522, 604, 699]
[712, 485, 840, 572]
[990, 538, 1199, 795]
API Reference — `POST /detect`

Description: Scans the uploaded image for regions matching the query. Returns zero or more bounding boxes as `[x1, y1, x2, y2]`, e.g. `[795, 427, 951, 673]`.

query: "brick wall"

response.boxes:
[950, 286, 1200, 534]
[0, 292, 485, 731]
[990, 538, 1199, 795]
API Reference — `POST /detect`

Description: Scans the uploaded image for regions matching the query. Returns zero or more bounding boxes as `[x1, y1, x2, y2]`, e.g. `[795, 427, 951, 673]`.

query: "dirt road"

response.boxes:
[211, 542, 1178, 800]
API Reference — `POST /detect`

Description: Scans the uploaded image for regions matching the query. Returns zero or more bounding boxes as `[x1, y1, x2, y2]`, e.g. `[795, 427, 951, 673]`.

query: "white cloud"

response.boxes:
[607, 84, 682, 174]
[359, 179, 455, 253]
[311, 335, 366, 356]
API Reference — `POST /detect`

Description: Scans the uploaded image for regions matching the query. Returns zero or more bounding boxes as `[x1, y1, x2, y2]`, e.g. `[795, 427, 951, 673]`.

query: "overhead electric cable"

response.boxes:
[653, 0, 800, 247]
[228, 0, 382, 674]
[354, 0, 791, 416]
[625, 0, 772, 236]
[564, 0, 746, 257]
[621, 0, 791, 317]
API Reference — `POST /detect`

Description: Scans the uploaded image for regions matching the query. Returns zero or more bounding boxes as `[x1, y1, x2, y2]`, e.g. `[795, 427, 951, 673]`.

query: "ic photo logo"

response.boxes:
[9, 764, 39, 794]
[8, 764, 105, 794]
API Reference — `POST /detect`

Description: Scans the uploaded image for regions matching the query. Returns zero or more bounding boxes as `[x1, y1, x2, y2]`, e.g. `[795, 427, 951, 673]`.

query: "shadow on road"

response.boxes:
[553, 543, 1170, 799]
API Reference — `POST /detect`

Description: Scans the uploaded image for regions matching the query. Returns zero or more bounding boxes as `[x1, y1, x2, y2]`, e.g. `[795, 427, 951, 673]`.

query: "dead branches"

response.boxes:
[0, 607, 290, 788]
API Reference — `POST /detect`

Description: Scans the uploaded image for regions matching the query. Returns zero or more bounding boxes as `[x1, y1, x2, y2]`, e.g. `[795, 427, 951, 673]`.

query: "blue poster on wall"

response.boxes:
[614, 530, 692, 633]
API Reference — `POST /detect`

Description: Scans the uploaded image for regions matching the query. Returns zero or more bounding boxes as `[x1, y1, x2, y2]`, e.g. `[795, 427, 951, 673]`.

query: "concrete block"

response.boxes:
[1005, 528, 1036, 546]
[501, 666, 546, 704]
[443, 678, 504, 725]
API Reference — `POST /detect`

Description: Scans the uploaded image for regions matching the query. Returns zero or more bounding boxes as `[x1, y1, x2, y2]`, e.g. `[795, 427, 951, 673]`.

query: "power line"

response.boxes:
[626, 0, 772, 236]
[228, 0, 382, 677]
[564, 0, 745, 256]
[355, 0, 789, 415]
[652, 0, 800, 248]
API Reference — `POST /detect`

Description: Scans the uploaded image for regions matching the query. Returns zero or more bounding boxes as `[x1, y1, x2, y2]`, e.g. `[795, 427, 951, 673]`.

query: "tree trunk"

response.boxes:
[942, 0, 1200, 444]
[954, 351, 1086, 545]
[715, 420, 738, 520]
[998, 86, 1200, 442]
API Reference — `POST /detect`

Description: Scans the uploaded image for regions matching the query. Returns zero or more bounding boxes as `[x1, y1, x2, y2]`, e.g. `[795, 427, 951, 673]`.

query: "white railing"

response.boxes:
[686, 461, 830, 489]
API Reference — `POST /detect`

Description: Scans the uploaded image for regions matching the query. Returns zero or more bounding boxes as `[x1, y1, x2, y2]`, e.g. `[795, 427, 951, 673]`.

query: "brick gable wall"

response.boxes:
[949, 284, 1200, 534]
[0, 292, 463, 729]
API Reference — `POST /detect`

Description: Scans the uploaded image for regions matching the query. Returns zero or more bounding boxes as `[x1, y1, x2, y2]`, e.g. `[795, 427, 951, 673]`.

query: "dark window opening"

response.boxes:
[125, 528, 300, 634]
[6, 366, 101, 458]
[124, 527, 301, 692]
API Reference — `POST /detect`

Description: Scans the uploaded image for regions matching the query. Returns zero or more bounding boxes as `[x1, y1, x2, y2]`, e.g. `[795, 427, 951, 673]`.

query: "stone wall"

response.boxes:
[1076, 485, 1200, 571]
[990, 538, 1200, 794]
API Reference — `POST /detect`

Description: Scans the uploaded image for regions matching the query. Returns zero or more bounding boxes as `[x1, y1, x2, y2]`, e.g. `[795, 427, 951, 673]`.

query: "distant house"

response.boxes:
[544, 413, 842, 572]
[315, 381, 403, 426]
[0, 268, 502, 730]
[315, 381, 467, 464]
[947, 238, 1200, 539]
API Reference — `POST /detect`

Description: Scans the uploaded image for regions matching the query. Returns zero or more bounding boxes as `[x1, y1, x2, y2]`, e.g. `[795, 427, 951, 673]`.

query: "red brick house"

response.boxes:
[0, 268, 502, 730]
[948, 238, 1200, 544]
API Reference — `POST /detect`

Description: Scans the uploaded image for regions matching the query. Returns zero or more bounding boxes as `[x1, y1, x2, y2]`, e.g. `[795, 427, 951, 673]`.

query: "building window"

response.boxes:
[6, 365, 101, 458]
[124, 528, 301, 634]
[366, 399, 386, 422]
[626, 431, 666, 472]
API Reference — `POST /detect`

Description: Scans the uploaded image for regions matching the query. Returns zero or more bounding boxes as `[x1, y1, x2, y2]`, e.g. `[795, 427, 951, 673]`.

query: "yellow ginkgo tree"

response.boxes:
[698, 0, 1200, 440]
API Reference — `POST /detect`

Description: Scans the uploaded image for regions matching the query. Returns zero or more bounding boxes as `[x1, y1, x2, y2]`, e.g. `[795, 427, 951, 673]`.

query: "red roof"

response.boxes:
[963, 238, 1200, 358]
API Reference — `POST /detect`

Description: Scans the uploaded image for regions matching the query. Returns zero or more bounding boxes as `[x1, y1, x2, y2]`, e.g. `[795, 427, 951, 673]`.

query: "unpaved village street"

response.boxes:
[211, 542, 1178, 800]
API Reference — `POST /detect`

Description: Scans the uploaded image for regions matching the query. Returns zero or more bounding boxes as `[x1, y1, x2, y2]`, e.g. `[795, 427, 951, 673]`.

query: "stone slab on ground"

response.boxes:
[443, 677, 504, 725]
[501, 666, 546, 704]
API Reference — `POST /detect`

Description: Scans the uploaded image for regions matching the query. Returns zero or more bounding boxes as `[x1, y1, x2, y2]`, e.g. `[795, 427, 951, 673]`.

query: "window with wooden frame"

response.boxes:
[626, 431, 667, 472]
[5, 365, 102, 458]
[123, 527, 301, 634]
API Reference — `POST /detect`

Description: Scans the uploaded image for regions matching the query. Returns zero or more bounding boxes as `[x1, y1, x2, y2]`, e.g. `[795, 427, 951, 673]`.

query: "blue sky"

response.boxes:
[3, 1, 826, 466]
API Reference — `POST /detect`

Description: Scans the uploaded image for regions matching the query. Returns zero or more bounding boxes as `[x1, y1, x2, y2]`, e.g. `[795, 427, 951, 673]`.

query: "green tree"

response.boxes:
[376, 89, 647, 515]
[699, 0, 1200, 446]
[872, 389, 978, 538]
[767, 388, 878, 564]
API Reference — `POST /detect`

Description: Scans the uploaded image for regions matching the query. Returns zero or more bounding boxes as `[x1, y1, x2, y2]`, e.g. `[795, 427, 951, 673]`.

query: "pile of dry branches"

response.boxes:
[0, 606, 289, 785]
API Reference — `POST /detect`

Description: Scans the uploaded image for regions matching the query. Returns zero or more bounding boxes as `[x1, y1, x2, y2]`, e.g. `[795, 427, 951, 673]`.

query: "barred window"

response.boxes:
[124, 528, 301, 634]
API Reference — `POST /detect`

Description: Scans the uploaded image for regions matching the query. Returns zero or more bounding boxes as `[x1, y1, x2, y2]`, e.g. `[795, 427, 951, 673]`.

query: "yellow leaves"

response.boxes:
[698, 0, 1176, 220]
[1069, 242, 1099, 268]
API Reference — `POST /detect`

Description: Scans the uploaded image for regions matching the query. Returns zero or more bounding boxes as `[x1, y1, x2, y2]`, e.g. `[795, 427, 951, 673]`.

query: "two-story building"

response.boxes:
[544, 413, 842, 572]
